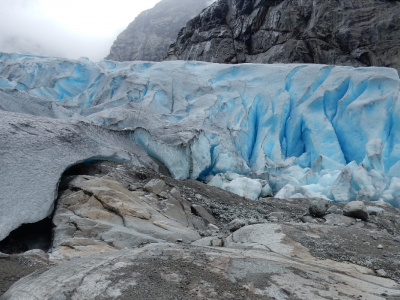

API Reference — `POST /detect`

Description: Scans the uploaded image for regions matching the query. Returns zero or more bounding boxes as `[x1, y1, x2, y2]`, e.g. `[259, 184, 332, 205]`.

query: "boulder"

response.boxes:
[367, 206, 384, 216]
[225, 224, 294, 254]
[300, 215, 317, 224]
[19, 250, 49, 263]
[191, 204, 216, 225]
[143, 179, 166, 194]
[309, 199, 331, 217]
[324, 214, 356, 226]
[227, 219, 246, 232]
[343, 201, 369, 221]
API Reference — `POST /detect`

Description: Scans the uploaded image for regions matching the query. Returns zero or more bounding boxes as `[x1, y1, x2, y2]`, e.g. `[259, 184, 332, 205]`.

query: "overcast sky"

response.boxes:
[0, 0, 160, 61]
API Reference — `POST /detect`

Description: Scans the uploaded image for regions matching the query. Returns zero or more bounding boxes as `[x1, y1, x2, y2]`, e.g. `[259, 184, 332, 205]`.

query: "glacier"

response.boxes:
[0, 52, 400, 238]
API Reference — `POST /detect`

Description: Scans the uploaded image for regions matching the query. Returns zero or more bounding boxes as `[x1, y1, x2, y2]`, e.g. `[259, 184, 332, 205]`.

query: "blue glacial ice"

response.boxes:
[1, 52, 400, 206]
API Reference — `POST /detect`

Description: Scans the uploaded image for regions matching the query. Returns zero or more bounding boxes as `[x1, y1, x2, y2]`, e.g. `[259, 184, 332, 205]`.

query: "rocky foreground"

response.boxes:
[1, 161, 400, 299]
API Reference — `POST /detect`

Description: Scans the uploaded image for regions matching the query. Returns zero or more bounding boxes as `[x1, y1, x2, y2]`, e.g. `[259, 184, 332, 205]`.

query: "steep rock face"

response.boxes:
[168, 0, 400, 73]
[106, 0, 213, 62]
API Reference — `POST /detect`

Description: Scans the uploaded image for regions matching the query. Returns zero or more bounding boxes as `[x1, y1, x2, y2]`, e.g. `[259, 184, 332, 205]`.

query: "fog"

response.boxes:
[0, 0, 161, 61]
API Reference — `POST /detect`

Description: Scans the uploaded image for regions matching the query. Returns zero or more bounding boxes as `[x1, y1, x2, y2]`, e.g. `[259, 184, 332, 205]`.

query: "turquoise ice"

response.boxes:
[1, 52, 399, 206]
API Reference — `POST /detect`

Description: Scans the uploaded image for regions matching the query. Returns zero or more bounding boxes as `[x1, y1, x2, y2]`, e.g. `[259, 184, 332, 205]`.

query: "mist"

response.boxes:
[0, 0, 217, 61]
[0, 0, 161, 61]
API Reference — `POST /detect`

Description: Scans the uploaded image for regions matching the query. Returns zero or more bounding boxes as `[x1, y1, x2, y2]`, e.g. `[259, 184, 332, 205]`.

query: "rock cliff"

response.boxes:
[167, 0, 400, 73]
[106, 0, 213, 62]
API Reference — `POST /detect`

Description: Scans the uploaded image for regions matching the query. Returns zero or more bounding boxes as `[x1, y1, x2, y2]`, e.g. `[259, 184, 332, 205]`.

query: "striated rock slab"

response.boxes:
[168, 0, 400, 74]
[3, 240, 400, 299]
[51, 174, 203, 260]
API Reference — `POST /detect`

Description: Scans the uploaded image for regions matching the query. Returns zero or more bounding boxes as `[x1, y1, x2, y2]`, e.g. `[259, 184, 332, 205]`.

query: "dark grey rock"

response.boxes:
[191, 204, 216, 225]
[256, 207, 267, 215]
[343, 201, 369, 221]
[127, 183, 139, 191]
[227, 218, 246, 232]
[168, 0, 400, 74]
[267, 211, 285, 221]
[309, 199, 331, 217]
[376, 269, 388, 277]
[327, 205, 342, 215]
[106, 0, 212, 62]
[300, 215, 317, 224]
[367, 206, 384, 216]
[324, 214, 356, 226]
[19, 250, 49, 264]
[207, 223, 219, 231]
[211, 238, 224, 247]
[143, 179, 166, 194]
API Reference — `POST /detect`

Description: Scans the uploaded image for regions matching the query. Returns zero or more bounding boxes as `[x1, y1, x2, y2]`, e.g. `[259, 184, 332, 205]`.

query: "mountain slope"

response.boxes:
[106, 0, 213, 62]
[167, 0, 400, 73]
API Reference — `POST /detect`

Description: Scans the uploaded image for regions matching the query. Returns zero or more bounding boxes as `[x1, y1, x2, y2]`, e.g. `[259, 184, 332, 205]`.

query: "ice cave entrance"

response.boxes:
[0, 159, 120, 254]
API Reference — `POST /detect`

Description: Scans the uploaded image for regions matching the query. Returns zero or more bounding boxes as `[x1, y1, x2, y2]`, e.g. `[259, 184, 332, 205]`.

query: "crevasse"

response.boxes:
[0, 52, 399, 206]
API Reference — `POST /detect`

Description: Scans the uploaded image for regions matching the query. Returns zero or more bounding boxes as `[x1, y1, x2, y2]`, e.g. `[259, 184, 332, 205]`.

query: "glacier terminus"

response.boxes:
[0, 52, 400, 239]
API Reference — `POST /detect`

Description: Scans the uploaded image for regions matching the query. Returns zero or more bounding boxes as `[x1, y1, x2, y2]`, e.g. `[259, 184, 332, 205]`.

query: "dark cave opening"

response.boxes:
[0, 218, 54, 254]
[62, 159, 117, 177]
[0, 159, 166, 255]
[0, 159, 117, 255]
[58, 159, 123, 192]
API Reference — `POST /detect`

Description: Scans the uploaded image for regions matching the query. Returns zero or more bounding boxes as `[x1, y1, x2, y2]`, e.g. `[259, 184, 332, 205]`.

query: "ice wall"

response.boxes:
[1, 52, 399, 206]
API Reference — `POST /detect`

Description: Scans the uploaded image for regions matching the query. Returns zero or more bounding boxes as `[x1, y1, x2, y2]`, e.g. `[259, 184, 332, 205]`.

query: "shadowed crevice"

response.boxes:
[0, 218, 53, 254]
